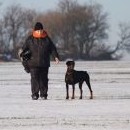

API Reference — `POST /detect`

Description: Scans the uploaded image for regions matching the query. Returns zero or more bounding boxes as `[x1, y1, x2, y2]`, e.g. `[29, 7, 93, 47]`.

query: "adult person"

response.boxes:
[19, 22, 59, 100]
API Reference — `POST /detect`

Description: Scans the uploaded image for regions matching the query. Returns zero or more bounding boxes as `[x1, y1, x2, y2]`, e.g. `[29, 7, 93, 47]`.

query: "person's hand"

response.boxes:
[55, 57, 59, 64]
[18, 48, 23, 61]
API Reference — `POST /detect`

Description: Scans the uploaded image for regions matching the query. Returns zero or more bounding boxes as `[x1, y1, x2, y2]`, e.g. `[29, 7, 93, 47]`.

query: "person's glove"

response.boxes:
[24, 67, 30, 73]
[18, 49, 31, 61]
[21, 50, 31, 61]
[22, 61, 30, 73]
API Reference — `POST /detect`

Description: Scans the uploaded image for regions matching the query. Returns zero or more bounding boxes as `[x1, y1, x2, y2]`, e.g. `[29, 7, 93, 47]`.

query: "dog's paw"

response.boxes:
[79, 96, 82, 99]
[71, 97, 75, 99]
[89, 96, 93, 99]
[66, 96, 69, 99]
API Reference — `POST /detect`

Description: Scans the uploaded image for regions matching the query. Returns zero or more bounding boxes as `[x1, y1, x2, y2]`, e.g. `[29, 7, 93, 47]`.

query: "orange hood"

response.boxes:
[33, 30, 48, 38]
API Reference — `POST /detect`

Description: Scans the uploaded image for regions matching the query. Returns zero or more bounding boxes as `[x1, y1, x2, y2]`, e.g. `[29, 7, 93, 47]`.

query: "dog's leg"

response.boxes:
[79, 82, 83, 99]
[71, 85, 75, 99]
[85, 74, 93, 99]
[66, 84, 69, 99]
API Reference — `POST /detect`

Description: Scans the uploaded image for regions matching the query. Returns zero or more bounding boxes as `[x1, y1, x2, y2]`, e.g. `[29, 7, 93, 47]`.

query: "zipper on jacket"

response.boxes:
[38, 38, 40, 66]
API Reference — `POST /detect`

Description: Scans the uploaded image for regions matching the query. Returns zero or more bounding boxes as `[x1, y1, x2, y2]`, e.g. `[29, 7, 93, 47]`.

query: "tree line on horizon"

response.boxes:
[0, 0, 130, 61]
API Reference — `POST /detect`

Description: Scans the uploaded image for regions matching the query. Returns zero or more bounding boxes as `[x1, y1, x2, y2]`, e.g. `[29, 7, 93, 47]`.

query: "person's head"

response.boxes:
[33, 22, 48, 38]
[34, 22, 43, 34]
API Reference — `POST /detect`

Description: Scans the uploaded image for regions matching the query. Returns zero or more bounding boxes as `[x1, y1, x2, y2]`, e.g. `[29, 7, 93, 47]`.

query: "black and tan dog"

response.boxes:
[65, 61, 93, 99]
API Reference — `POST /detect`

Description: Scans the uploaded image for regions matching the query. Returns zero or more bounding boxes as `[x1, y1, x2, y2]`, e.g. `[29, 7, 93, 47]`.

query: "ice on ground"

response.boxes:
[0, 61, 130, 130]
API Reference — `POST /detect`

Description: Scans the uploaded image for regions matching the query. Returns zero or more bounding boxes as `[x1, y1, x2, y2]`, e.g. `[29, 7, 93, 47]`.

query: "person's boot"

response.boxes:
[32, 94, 39, 100]
[32, 96, 38, 100]
[41, 96, 47, 100]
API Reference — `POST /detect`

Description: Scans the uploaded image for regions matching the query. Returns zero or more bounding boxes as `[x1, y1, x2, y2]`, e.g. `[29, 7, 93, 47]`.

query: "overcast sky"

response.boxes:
[0, 0, 130, 47]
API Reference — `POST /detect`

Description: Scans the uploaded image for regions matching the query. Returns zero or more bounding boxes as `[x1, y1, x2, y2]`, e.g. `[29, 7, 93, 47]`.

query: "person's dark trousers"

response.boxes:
[30, 67, 49, 99]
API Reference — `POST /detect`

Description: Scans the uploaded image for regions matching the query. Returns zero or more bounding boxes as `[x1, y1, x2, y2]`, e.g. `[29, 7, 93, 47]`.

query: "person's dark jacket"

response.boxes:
[22, 31, 59, 68]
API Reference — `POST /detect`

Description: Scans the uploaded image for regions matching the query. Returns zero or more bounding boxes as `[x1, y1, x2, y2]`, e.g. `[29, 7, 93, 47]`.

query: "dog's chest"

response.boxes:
[65, 72, 74, 84]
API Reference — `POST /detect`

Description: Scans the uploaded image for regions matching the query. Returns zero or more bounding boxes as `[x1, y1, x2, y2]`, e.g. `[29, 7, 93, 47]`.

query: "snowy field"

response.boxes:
[0, 61, 130, 130]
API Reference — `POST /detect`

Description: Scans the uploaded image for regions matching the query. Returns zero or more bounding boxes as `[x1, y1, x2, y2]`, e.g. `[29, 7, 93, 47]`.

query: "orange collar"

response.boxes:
[33, 30, 47, 38]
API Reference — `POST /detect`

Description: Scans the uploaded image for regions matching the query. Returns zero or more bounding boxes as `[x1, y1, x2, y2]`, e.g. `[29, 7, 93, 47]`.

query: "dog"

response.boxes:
[65, 60, 93, 99]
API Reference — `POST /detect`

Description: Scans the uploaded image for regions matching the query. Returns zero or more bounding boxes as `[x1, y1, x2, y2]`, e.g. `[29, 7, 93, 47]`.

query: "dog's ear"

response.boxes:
[66, 61, 69, 66]
[72, 61, 75, 65]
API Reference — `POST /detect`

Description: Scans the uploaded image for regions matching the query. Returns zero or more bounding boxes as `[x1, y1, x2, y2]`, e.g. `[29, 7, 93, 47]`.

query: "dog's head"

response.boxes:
[66, 60, 75, 71]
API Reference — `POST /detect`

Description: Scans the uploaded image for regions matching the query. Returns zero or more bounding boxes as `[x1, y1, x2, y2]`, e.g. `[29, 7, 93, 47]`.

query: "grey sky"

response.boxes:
[0, 0, 130, 46]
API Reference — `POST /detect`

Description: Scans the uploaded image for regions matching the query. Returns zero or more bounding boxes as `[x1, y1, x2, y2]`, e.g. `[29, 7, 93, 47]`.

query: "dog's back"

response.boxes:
[73, 70, 89, 84]
[65, 69, 89, 84]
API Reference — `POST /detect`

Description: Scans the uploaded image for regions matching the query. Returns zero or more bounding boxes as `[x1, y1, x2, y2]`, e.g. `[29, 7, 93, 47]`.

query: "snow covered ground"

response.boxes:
[0, 61, 130, 130]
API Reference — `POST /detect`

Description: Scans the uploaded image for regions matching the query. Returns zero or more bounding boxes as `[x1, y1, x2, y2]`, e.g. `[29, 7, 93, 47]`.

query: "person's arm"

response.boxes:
[19, 36, 32, 61]
[48, 37, 60, 64]
[22, 37, 30, 54]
